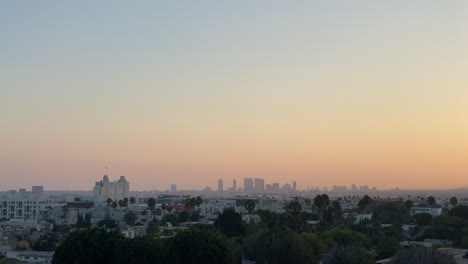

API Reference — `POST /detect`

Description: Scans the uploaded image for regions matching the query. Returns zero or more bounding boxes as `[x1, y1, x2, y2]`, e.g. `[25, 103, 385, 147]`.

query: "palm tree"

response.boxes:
[196, 196, 203, 207]
[130, 197, 136, 207]
[314, 194, 330, 230]
[331, 200, 342, 227]
[161, 203, 167, 213]
[147, 198, 156, 215]
[427, 196, 436, 214]
[123, 197, 129, 207]
[106, 198, 112, 207]
[405, 200, 413, 210]
[166, 203, 173, 213]
[244, 199, 256, 224]
[111, 201, 118, 209]
[427, 196, 436, 238]
[450, 196, 458, 207]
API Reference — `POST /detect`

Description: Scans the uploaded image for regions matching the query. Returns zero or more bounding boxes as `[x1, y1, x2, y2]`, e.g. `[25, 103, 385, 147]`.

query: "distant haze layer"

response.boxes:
[1, 1, 467, 191]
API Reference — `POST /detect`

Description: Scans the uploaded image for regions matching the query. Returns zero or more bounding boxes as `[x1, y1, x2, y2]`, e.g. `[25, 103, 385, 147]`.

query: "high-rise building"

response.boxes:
[272, 183, 280, 193]
[244, 178, 254, 193]
[93, 175, 129, 203]
[254, 178, 264, 193]
[233, 179, 237, 191]
[171, 184, 177, 192]
[292, 181, 297, 192]
[31, 186, 44, 195]
[218, 179, 223, 192]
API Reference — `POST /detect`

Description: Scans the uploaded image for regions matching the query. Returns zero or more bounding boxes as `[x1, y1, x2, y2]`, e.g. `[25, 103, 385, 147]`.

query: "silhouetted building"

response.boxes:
[31, 186, 44, 195]
[244, 178, 254, 193]
[171, 184, 177, 192]
[218, 179, 223, 193]
[254, 178, 264, 193]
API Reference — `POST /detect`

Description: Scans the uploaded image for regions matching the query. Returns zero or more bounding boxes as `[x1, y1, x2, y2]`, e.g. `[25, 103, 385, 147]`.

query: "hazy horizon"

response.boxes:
[1, 1, 467, 191]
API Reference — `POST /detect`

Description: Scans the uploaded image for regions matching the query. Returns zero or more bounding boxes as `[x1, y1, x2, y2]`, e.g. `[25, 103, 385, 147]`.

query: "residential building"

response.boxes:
[93, 175, 130, 203]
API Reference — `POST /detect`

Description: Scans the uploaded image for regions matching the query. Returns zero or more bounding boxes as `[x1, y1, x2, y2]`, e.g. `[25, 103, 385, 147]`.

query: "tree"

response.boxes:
[160, 213, 178, 226]
[314, 194, 330, 230]
[414, 213, 432, 226]
[166, 203, 173, 213]
[111, 201, 118, 209]
[217, 208, 243, 237]
[259, 210, 280, 230]
[166, 229, 229, 264]
[146, 219, 159, 238]
[147, 198, 156, 214]
[427, 196, 436, 212]
[106, 198, 112, 207]
[285, 198, 303, 232]
[129, 197, 136, 206]
[97, 218, 117, 229]
[331, 200, 343, 227]
[405, 200, 413, 210]
[391, 247, 456, 264]
[451, 205, 468, 219]
[450, 196, 458, 207]
[244, 199, 256, 224]
[177, 211, 190, 223]
[427, 196, 436, 238]
[124, 211, 137, 226]
[52, 228, 126, 264]
[122, 197, 129, 207]
[196, 196, 203, 206]
[154, 208, 162, 216]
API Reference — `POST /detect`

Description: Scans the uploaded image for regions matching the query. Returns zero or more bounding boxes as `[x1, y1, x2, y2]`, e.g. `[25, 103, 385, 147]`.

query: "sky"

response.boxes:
[1, 1, 467, 191]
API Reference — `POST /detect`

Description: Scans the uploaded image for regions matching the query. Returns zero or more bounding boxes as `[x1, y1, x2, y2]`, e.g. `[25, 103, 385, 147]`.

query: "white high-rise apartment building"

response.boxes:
[93, 175, 129, 203]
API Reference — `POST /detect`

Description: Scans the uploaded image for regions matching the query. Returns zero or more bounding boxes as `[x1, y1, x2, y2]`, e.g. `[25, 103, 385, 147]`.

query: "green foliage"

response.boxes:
[414, 213, 432, 226]
[167, 229, 229, 264]
[450, 197, 458, 207]
[97, 218, 117, 229]
[320, 228, 372, 250]
[147, 198, 156, 213]
[285, 198, 303, 232]
[216, 209, 244, 237]
[146, 219, 159, 238]
[177, 211, 190, 223]
[76, 212, 92, 228]
[33, 232, 61, 251]
[372, 225, 401, 259]
[451, 205, 468, 219]
[244, 199, 256, 224]
[124, 211, 137, 226]
[258, 210, 281, 230]
[52, 228, 126, 264]
[190, 210, 200, 221]
[161, 213, 178, 226]
[325, 246, 375, 264]
[372, 203, 410, 225]
[243, 229, 327, 264]
[390, 247, 456, 264]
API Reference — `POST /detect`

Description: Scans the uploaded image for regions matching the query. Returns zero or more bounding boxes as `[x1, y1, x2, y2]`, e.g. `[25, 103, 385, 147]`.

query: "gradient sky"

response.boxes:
[1, 1, 467, 191]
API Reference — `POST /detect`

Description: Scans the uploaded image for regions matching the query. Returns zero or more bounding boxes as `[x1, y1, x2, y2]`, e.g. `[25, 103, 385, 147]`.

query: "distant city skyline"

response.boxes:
[1, 1, 467, 191]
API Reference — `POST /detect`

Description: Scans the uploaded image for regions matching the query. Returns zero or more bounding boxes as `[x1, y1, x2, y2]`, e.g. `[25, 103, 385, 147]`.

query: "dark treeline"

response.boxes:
[51, 196, 468, 264]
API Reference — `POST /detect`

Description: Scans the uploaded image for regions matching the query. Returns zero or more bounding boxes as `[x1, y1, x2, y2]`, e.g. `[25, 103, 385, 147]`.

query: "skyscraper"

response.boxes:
[171, 184, 177, 192]
[233, 179, 237, 191]
[244, 178, 254, 193]
[254, 178, 264, 193]
[218, 179, 223, 192]
[293, 181, 297, 192]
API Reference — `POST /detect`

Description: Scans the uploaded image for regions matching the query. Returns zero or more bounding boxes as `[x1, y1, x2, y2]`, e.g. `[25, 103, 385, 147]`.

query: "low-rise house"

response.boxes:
[6, 250, 53, 264]
[410, 207, 442, 216]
